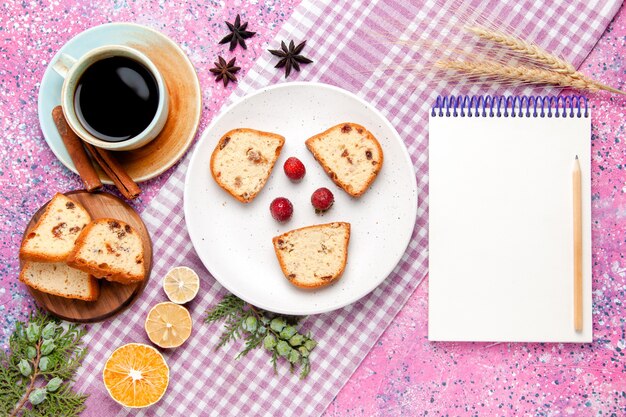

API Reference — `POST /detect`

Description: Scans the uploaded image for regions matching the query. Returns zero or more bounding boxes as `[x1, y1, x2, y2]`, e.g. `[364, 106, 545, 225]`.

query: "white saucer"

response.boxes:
[38, 23, 202, 184]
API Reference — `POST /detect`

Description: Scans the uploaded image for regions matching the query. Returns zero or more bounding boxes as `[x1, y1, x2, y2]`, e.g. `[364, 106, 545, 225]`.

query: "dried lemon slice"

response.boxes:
[102, 343, 169, 408]
[162, 266, 200, 304]
[145, 302, 192, 348]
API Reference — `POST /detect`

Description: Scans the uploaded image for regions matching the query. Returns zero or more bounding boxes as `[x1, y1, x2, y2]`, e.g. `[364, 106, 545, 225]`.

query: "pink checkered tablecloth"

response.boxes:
[71, 1, 621, 416]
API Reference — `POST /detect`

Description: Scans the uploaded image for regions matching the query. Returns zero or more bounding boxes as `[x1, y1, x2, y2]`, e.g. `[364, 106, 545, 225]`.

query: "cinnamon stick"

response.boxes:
[83, 143, 142, 200]
[52, 106, 103, 192]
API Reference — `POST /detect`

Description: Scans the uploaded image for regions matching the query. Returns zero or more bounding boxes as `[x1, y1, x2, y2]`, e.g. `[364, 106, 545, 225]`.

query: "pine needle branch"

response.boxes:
[204, 294, 245, 323]
[205, 294, 317, 378]
[235, 334, 264, 359]
[1, 310, 89, 417]
[214, 314, 246, 350]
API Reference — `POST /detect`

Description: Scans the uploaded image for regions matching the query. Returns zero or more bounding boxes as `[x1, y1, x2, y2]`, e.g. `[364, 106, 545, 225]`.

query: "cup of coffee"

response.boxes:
[52, 45, 168, 151]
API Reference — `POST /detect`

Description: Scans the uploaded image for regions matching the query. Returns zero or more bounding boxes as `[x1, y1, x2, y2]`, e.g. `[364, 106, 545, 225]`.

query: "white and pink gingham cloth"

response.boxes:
[75, 1, 621, 416]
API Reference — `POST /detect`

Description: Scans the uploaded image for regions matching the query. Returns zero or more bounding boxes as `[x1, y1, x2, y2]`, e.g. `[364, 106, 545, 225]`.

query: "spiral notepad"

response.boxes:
[428, 95, 592, 343]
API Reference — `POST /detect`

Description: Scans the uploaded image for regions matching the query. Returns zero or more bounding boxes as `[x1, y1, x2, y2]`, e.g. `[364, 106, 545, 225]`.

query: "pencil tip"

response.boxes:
[575, 155, 578, 160]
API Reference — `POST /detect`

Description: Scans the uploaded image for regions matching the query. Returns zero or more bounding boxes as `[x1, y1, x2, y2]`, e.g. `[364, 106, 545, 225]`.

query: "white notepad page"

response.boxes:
[428, 106, 592, 342]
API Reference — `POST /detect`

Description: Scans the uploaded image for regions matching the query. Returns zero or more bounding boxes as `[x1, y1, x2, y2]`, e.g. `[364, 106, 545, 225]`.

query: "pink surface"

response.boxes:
[1, 1, 625, 416]
[325, 7, 626, 416]
[0, 0, 299, 322]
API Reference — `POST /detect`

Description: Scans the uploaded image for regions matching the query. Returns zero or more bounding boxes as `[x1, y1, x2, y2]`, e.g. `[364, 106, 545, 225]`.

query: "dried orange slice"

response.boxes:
[162, 266, 200, 304]
[102, 343, 169, 408]
[145, 302, 192, 348]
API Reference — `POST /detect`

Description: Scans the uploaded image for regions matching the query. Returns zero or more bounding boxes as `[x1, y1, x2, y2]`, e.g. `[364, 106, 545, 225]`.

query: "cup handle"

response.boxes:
[52, 53, 77, 78]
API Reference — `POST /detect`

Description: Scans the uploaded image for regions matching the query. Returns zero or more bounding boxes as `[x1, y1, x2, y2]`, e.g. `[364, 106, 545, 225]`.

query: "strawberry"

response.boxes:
[311, 187, 334, 212]
[283, 157, 306, 181]
[270, 197, 293, 222]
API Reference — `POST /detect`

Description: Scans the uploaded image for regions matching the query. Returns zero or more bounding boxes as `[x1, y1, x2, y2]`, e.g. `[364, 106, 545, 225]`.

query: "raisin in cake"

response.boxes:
[20, 193, 91, 262]
[306, 123, 383, 197]
[272, 222, 350, 288]
[67, 218, 145, 285]
[210, 128, 285, 203]
[19, 261, 99, 301]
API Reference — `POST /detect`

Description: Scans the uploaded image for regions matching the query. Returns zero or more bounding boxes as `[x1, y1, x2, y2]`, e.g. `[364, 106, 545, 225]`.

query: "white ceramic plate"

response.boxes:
[184, 82, 417, 315]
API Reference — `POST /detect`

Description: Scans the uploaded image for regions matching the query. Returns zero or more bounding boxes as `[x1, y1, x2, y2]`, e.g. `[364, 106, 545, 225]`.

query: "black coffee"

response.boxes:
[74, 56, 159, 142]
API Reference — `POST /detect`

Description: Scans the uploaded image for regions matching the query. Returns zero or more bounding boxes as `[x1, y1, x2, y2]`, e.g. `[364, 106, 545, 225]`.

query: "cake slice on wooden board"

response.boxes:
[210, 128, 285, 203]
[67, 218, 145, 285]
[272, 222, 351, 289]
[20, 193, 91, 262]
[305, 123, 383, 197]
[19, 261, 100, 301]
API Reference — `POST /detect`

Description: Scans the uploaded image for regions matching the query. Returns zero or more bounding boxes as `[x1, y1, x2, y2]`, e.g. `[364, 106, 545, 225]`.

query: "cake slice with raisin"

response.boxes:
[20, 193, 91, 262]
[210, 128, 285, 203]
[67, 218, 145, 285]
[272, 222, 350, 289]
[19, 261, 99, 301]
[306, 123, 383, 197]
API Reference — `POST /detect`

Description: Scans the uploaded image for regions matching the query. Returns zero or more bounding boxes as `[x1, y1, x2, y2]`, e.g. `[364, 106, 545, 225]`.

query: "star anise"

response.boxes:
[210, 56, 241, 87]
[219, 14, 256, 51]
[268, 40, 313, 78]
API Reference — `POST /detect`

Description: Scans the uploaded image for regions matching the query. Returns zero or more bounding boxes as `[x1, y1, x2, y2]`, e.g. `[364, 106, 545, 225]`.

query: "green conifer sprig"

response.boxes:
[205, 294, 317, 379]
[0, 310, 88, 417]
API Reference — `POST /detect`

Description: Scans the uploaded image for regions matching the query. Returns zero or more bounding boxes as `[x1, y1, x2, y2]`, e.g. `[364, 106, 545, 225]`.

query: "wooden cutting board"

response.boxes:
[20, 191, 152, 322]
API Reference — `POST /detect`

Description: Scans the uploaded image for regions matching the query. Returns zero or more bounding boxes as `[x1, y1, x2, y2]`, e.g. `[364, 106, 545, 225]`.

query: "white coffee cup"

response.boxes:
[52, 45, 169, 151]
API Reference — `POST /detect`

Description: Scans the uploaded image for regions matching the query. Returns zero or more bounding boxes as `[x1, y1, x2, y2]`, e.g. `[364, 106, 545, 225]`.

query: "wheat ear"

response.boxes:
[465, 26, 626, 95]
[466, 26, 577, 74]
[435, 60, 626, 95]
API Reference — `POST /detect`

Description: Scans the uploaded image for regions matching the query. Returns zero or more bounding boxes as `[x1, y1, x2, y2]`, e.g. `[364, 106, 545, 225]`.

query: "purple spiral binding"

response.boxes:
[431, 95, 589, 118]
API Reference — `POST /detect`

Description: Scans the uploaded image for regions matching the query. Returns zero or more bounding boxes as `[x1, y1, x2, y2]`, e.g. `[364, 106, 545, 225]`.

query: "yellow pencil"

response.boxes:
[573, 155, 582, 332]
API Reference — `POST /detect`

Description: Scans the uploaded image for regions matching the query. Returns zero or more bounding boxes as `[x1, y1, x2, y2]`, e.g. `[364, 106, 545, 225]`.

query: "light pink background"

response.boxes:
[1, 1, 625, 415]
